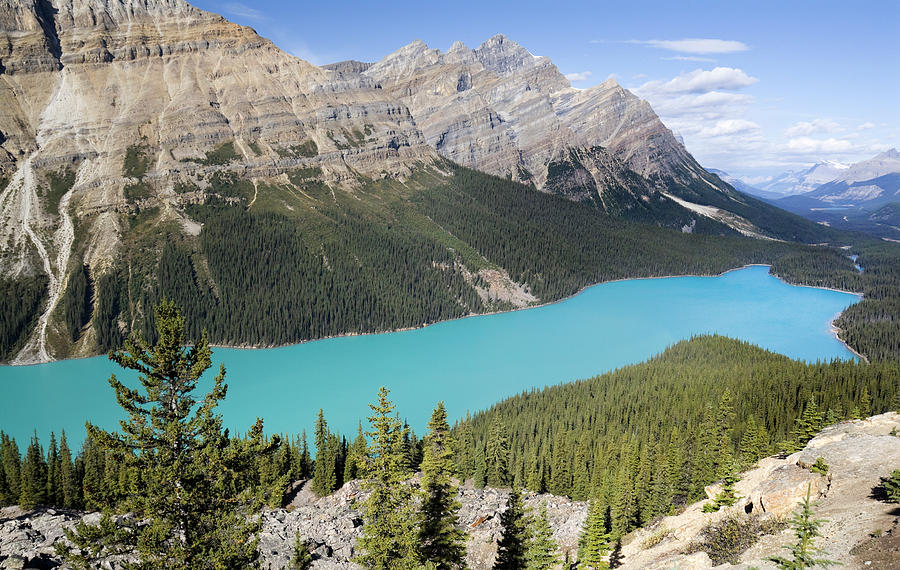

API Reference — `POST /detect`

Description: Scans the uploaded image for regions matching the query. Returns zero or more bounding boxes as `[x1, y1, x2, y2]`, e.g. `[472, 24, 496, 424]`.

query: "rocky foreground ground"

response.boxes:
[2, 413, 898, 569]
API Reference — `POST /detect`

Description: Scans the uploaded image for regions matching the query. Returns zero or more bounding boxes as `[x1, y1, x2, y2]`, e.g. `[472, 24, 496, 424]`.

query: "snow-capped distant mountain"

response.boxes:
[762, 160, 850, 196]
[707, 169, 784, 201]
[777, 149, 900, 214]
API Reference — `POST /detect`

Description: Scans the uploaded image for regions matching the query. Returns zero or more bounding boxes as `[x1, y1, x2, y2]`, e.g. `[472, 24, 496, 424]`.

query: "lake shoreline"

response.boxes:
[3, 264, 865, 367]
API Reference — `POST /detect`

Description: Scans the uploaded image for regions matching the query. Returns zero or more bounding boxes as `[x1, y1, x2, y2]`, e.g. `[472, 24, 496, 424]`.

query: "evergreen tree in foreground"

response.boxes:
[578, 500, 610, 569]
[767, 484, 837, 569]
[525, 502, 560, 570]
[59, 300, 276, 568]
[19, 431, 47, 509]
[493, 488, 529, 569]
[355, 387, 419, 569]
[419, 402, 467, 569]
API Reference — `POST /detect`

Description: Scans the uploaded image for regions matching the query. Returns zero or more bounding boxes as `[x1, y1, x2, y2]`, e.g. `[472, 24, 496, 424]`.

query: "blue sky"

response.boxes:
[192, 0, 899, 181]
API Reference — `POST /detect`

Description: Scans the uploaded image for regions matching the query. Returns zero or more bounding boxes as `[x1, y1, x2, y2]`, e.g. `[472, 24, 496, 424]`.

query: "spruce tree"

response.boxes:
[419, 402, 466, 569]
[486, 417, 511, 487]
[299, 429, 312, 480]
[19, 432, 47, 509]
[355, 387, 419, 569]
[46, 432, 61, 507]
[767, 484, 837, 569]
[291, 533, 313, 570]
[59, 300, 274, 569]
[494, 488, 529, 570]
[0, 448, 8, 506]
[474, 449, 487, 489]
[577, 500, 610, 569]
[312, 409, 336, 496]
[1, 432, 21, 505]
[525, 502, 559, 570]
[58, 431, 80, 509]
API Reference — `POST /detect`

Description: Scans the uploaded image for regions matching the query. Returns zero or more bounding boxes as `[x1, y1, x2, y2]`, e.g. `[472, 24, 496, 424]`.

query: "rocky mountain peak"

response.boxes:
[876, 147, 899, 160]
[474, 32, 543, 75]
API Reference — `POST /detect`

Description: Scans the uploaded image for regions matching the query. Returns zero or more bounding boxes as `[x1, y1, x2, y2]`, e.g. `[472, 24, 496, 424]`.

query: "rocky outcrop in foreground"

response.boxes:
[623, 412, 900, 568]
[2, 413, 897, 568]
[0, 482, 587, 569]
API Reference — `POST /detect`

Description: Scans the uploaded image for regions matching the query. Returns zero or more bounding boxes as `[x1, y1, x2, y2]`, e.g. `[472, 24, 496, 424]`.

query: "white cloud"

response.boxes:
[638, 67, 758, 94]
[222, 2, 267, 22]
[784, 119, 841, 137]
[697, 119, 761, 137]
[632, 38, 749, 54]
[858, 121, 876, 130]
[646, 91, 755, 118]
[784, 137, 854, 153]
[565, 71, 593, 82]
[662, 55, 716, 62]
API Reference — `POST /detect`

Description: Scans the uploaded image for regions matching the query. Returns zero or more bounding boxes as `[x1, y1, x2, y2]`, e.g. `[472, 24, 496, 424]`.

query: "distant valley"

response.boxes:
[715, 149, 900, 239]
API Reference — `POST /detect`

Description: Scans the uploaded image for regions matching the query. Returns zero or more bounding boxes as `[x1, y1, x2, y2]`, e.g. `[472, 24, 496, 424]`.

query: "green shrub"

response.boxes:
[878, 470, 900, 503]
[123, 145, 150, 179]
[196, 141, 240, 165]
[688, 515, 787, 565]
[810, 457, 828, 476]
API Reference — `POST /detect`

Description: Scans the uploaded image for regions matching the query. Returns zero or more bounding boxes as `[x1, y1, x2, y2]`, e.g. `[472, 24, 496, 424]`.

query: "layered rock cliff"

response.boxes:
[361, 34, 700, 191]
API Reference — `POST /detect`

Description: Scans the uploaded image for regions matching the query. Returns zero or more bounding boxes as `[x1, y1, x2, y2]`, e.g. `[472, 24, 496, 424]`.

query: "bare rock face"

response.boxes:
[0, 480, 587, 570]
[362, 34, 702, 193]
[0, 0, 438, 362]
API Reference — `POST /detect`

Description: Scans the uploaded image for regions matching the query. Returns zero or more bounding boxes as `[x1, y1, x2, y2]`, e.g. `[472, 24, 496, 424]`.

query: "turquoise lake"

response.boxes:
[0, 265, 861, 446]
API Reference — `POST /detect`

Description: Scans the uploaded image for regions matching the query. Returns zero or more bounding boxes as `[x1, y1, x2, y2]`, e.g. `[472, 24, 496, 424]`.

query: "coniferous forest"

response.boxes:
[32, 163, 900, 363]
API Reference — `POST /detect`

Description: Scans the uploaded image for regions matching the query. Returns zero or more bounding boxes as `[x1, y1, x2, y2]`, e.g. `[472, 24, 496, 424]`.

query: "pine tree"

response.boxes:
[474, 449, 487, 489]
[312, 409, 336, 496]
[610, 464, 634, 538]
[0, 447, 8, 506]
[578, 500, 610, 569]
[355, 387, 419, 569]
[767, 484, 837, 569]
[494, 488, 529, 570]
[19, 432, 47, 509]
[291, 532, 313, 570]
[739, 416, 763, 467]
[344, 422, 368, 482]
[58, 431, 80, 509]
[46, 432, 61, 507]
[486, 417, 511, 487]
[299, 429, 312, 480]
[784, 395, 824, 452]
[455, 418, 475, 481]
[1, 432, 21, 505]
[858, 386, 871, 418]
[59, 300, 275, 568]
[525, 502, 559, 570]
[419, 402, 466, 569]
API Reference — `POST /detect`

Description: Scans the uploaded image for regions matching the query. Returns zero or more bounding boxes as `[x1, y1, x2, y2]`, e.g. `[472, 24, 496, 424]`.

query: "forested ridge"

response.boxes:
[450, 335, 898, 538]
[29, 163, 898, 363]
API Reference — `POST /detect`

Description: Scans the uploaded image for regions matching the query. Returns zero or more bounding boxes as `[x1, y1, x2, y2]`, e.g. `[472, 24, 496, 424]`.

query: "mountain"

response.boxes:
[775, 150, 900, 236]
[706, 168, 783, 200]
[0, 0, 844, 363]
[781, 149, 900, 209]
[761, 160, 850, 196]
[339, 35, 825, 238]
